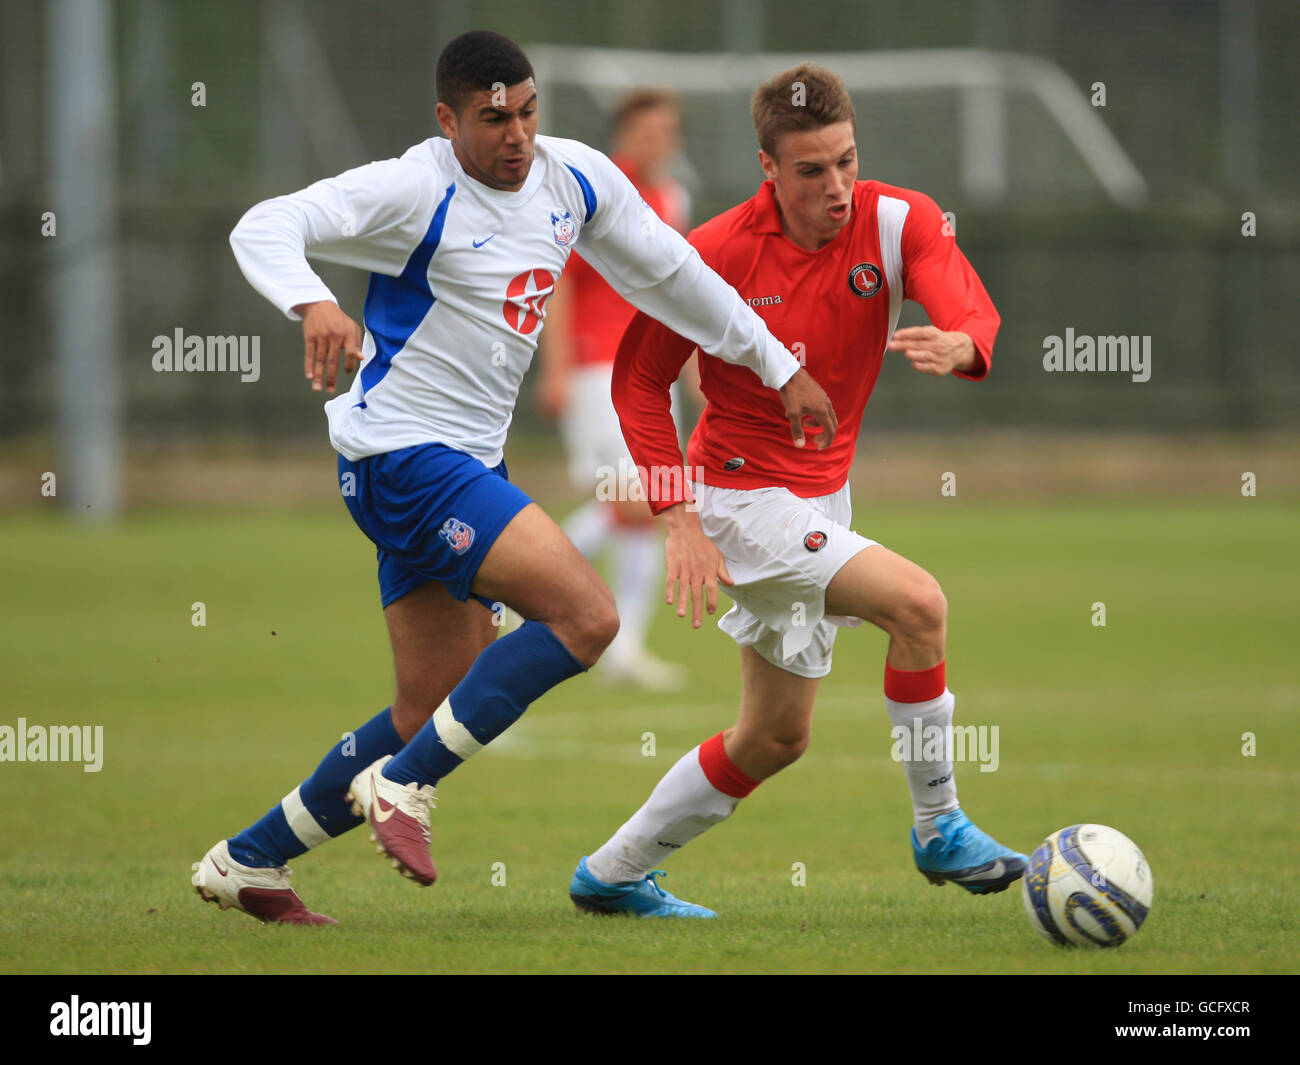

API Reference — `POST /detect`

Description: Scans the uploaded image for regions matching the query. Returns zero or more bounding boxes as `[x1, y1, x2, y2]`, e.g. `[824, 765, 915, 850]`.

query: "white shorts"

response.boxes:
[695, 482, 878, 679]
[561, 363, 686, 495]
[561, 364, 628, 492]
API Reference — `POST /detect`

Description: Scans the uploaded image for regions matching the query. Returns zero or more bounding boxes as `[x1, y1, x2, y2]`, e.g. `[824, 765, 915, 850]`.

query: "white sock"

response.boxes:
[564, 502, 610, 562]
[605, 525, 659, 664]
[886, 688, 959, 846]
[587, 737, 752, 884]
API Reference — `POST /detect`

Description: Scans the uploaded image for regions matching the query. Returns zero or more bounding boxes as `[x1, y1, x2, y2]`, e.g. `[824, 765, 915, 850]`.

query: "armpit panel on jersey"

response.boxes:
[357, 182, 456, 407]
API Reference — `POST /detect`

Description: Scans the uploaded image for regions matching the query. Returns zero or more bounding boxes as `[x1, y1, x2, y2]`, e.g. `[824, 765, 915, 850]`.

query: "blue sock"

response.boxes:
[383, 621, 584, 787]
[228, 707, 404, 868]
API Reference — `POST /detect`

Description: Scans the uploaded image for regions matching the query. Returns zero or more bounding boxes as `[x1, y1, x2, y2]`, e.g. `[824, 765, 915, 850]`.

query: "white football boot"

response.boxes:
[191, 839, 336, 925]
[347, 755, 439, 886]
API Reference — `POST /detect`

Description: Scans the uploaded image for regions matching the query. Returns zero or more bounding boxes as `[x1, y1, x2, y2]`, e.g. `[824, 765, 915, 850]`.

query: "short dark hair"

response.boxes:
[436, 31, 535, 116]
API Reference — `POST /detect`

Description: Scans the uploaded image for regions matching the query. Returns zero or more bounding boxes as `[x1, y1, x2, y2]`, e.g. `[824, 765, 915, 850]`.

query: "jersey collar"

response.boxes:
[753, 178, 863, 251]
[752, 181, 788, 235]
[445, 137, 547, 206]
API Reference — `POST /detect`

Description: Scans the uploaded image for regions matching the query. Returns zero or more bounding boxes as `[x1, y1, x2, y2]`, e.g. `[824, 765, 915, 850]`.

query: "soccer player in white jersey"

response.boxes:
[569, 64, 1026, 918]
[191, 31, 837, 924]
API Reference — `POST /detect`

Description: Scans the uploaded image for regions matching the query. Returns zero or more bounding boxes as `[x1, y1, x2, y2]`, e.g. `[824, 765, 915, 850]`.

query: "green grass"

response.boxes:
[1, 496, 1296, 973]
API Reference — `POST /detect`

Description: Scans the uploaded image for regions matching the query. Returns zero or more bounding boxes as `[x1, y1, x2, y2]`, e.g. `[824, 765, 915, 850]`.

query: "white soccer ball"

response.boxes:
[1021, 824, 1153, 947]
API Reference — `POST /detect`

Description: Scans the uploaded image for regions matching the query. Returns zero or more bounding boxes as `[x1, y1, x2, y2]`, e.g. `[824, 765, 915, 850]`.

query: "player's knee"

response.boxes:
[897, 578, 947, 641]
[764, 731, 811, 772]
[569, 596, 619, 664]
[590, 597, 620, 651]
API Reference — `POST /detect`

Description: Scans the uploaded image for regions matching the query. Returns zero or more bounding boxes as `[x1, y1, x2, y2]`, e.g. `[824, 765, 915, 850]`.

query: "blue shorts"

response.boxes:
[338, 442, 533, 609]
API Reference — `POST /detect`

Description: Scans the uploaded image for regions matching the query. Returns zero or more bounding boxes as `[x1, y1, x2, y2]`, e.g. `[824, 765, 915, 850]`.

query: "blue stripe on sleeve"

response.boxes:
[565, 164, 597, 223]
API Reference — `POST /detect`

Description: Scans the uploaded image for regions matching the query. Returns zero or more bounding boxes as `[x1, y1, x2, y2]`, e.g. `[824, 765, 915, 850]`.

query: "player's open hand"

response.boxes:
[662, 503, 734, 629]
[887, 326, 976, 376]
[779, 367, 838, 450]
[294, 301, 363, 394]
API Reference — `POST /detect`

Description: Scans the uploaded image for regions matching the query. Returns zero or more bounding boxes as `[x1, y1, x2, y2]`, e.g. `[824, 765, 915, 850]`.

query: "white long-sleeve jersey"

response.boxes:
[230, 134, 802, 465]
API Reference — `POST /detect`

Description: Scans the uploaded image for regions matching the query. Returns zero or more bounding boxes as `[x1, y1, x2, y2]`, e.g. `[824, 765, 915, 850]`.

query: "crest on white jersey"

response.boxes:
[550, 209, 576, 247]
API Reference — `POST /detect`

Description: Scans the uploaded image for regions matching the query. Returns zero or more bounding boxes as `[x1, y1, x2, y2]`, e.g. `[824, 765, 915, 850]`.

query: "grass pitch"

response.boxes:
[0, 491, 1296, 974]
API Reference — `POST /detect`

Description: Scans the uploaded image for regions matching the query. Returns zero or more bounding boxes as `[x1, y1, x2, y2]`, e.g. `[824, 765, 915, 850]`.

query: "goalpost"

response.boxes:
[527, 46, 1147, 208]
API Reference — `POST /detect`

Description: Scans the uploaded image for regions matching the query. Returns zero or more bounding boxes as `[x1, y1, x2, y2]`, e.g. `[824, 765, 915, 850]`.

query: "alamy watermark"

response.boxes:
[50, 997, 150, 1045]
[1, 718, 104, 772]
[1042, 329, 1151, 383]
[594, 457, 704, 510]
[152, 329, 261, 383]
[890, 720, 999, 773]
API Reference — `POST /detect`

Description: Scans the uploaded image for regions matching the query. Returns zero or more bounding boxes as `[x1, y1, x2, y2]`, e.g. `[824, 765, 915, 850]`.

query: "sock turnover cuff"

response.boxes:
[697, 732, 759, 799]
[884, 659, 947, 703]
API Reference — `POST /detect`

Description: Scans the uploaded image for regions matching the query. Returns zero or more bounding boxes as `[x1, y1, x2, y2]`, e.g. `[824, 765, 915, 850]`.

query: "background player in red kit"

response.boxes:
[539, 89, 697, 691]
[569, 63, 1027, 916]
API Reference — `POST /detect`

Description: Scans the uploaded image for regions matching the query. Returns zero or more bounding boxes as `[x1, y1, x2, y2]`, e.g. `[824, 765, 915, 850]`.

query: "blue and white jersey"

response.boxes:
[231, 134, 801, 465]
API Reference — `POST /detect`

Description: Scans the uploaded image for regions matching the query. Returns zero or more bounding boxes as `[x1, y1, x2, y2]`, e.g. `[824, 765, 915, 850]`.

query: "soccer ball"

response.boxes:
[1021, 824, 1153, 947]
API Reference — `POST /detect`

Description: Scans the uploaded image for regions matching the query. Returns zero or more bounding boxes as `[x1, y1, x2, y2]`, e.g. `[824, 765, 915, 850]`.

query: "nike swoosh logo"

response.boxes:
[962, 859, 1006, 881]
[472, 235, 495, 248]
[211, 857, 229, 877]
[370, 777, 397, 823]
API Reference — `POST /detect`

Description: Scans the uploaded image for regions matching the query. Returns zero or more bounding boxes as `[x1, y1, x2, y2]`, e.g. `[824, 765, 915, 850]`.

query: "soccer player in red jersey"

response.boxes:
[570, 64, 1027, 917]
[539, 90, 696, 691]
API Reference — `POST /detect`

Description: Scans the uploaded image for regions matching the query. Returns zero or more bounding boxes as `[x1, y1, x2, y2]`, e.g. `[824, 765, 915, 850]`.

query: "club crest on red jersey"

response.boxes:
[550, 209, 577, 246]
[439, 517, 475, 555]
[848, 262, 882, 298]
[804, 530, 828, 552]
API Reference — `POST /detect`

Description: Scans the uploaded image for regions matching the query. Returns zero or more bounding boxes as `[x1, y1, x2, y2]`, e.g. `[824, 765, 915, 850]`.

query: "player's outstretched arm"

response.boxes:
[292, 300, 363, 394]
[662, 502, 734, 629]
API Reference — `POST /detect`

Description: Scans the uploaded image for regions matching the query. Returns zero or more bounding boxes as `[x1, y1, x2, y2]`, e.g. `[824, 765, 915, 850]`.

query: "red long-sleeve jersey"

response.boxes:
[612, 179, 1000, 512]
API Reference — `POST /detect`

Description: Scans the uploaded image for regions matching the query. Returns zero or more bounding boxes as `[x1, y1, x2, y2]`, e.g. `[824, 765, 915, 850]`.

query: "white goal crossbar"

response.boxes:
[527, 46, 1147, 207]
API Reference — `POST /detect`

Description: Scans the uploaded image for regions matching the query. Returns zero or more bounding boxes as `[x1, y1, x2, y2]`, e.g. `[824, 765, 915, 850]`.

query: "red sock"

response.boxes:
[884, 660, 946, 703]
[698, 732, 759, 798]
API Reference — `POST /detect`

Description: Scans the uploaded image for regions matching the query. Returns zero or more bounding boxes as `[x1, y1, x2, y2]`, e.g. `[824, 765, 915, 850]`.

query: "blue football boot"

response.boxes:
[569, 856, 717, 918]
[913, 809, 1028, 895]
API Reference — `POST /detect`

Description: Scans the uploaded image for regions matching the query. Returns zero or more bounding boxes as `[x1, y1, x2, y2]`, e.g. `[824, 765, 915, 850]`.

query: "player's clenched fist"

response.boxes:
[293, 300, 364, 394]
[662, 502, 734, 629]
